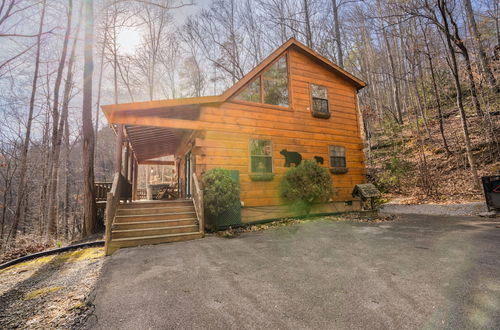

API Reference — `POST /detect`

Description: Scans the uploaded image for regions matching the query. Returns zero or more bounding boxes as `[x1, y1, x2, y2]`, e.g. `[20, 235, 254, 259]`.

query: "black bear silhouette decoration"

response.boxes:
[314, 156, 324, 164]
[280, 149, 302, 167]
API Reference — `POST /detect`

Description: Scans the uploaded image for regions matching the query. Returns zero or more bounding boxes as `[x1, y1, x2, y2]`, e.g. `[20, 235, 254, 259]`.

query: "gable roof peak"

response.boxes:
[101, 38, 365, 114]
[221, 38, 366, 101]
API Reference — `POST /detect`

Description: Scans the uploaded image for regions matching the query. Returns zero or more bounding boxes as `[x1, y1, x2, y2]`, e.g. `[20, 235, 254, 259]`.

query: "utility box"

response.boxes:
[482, 175, 500, 211]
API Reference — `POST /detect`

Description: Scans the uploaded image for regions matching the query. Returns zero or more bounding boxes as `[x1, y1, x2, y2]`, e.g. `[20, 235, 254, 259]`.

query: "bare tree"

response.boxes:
[303, 0, 313, 48]
[158, 34, 180, 99]
[82, 0, 97, 237]
[47, 0, 74, 237]
[135, 2, 172, 100]
[10, 0, 47, 240]
[331, 0, 343, 67]
[463, 0, 497, 90]
[420, 20, 452, 155]
[437, 0, 480, 189]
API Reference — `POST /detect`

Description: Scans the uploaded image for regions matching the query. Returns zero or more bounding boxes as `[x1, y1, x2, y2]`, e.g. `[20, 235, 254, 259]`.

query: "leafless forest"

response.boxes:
[0, 0, 498, 254]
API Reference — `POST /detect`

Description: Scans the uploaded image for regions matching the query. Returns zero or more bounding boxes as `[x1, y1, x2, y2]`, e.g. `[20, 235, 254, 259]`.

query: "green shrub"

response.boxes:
[279, 160, 333, 215]
[203, 168, 240, 217]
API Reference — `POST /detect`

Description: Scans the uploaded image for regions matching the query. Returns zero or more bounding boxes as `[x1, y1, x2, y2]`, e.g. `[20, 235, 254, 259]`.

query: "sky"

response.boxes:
[116, 0, 211, 55]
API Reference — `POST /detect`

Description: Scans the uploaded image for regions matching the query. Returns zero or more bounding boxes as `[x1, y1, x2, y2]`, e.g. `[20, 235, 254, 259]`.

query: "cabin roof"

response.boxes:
[101, 38, 366, 116]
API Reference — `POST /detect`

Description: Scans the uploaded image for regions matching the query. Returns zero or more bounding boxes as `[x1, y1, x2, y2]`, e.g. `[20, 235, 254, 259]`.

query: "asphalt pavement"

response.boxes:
[85, 214, 500, 329]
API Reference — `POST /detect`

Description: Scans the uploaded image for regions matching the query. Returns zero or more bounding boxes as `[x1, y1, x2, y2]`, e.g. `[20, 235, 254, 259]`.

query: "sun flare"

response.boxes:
[116, 26, 142, 55]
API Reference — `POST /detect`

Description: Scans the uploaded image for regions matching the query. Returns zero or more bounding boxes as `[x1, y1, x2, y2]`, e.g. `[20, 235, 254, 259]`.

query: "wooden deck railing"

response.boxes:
[94, 182, 112, 201]
[104, 173, 131, 255]
[192, 172, 204, 236]
[136, 188, 147, 200]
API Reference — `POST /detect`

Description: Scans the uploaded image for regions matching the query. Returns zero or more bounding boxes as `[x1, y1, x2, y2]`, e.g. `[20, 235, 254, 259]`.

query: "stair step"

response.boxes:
[117, 206, 195, 216]
[120, 200, 193, 209]
[113, 218, 198, 230]
[112, 225, 199, 239]
[115, 212, 196, 222]
[109, 232, 203, 249]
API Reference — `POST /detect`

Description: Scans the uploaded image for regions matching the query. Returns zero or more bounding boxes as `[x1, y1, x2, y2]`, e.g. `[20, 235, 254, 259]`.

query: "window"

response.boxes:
[234, 55, 289, 107]
[234, 78, 261, 103]
[311, 84, 330, 118]
[249, 140, 273, 174]
[263, 56, 288, 107]
[329, 146, 346, 168]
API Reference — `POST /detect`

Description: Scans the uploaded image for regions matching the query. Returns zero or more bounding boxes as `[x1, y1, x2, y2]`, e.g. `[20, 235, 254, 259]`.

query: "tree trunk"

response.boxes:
[0, 162, 13, 245]
[112, 7, 119, 104]
[331, 0, 343, 67]
[10, 0, 47, 240]
[47, 0, 74, 237]
[463, 0, 498, 90]
[382, 26, 403, 125]
[94, 18, 108, 157]
[38, 97, 51, 236]
[461, 47, 484, 117]
[495, 0, 500, 46]
[303, 0, 313, 48]
[428, 49, 451, 155]
[57, 4, 83, 238]
[63, 115, 71, 239]
[82, 0, 97, 237]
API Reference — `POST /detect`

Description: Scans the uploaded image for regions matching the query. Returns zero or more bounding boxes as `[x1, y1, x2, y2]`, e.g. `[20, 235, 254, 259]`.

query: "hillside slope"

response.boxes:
[365, 93, 499, 204]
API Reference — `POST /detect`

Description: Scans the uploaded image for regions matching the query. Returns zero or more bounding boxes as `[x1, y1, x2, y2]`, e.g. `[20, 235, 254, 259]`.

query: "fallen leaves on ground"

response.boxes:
[0, 247, 104, 329]
[216, 212, 399, 238]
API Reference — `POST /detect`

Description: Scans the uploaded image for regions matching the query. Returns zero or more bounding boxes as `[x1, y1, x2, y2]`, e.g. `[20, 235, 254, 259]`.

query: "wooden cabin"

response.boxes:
[101, 38, 366, 254]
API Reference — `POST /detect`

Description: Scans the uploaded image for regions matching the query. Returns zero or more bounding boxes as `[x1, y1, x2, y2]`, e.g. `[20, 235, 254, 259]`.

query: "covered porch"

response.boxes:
[98, 98, 216, 255]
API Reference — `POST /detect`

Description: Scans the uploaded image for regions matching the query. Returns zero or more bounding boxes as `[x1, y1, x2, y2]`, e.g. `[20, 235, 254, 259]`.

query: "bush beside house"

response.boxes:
[202, 168, 240, 229]
[280, 160, 333, 215]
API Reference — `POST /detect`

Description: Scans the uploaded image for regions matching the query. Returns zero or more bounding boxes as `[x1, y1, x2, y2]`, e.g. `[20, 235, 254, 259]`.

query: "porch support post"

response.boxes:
[123, 144, 129, 181]
[129, 157, 134, 184]
[115, 124, 124, 175]
[132, 160, 138, 200]
[129, 154, 133, 181]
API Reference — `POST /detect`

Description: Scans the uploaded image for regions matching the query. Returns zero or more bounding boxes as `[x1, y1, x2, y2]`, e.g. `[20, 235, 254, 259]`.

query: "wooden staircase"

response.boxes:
[107, 199, 203, 254]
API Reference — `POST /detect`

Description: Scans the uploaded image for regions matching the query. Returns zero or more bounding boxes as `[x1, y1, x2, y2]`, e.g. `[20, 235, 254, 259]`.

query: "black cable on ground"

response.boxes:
[0, 240, 105, 270]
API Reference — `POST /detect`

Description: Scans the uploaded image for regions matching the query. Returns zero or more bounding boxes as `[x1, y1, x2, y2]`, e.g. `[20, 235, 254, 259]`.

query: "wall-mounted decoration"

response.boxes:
[314, 156, 324, 164]
[280, 149, 302, 167]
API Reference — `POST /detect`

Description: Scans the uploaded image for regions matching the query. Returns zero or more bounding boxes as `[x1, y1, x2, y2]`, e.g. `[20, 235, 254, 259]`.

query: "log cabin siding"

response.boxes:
[195, 47, 365, 215]
[101, 39, 367, 225]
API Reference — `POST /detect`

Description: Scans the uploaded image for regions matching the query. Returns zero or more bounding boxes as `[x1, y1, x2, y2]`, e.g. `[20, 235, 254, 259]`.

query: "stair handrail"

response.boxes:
[192, 172, 204, 236]
[94, 181, 113, 201]
[104, 172, 123, 255]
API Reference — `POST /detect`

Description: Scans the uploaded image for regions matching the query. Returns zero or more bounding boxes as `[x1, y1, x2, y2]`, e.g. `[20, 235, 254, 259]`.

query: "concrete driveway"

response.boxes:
[85, 215, 500, 329]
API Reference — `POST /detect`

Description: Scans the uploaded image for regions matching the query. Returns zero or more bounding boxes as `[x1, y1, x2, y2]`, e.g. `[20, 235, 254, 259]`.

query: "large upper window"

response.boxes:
[234, 55, 289, 107]
[263, 56, 288, 106]
[311, 84, 330, 118]
[249, 139, 273, 174]
[235, 78, 260, 103]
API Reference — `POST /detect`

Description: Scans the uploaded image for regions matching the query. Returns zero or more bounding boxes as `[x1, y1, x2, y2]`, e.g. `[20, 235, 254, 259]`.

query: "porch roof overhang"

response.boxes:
[104, 102, 212, 162]
[125, 125, 188, 162]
